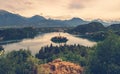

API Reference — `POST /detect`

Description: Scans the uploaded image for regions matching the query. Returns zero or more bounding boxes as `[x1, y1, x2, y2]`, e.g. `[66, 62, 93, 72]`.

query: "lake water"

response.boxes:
[3, 32, 96, 55]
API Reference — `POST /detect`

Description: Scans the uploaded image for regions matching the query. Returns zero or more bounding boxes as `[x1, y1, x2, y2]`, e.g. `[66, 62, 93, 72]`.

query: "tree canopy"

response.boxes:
[88, 32, 120, 74]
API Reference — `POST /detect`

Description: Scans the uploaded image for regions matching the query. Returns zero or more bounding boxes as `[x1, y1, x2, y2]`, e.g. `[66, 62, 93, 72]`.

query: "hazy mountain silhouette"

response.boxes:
[63, 17, 89, 27]
[0, 10, 88, 27]
[0, 10, 120, 28]
[0, 10, 27, 27]
[92, 19, 120, 27]
[107, 24, 120, 31]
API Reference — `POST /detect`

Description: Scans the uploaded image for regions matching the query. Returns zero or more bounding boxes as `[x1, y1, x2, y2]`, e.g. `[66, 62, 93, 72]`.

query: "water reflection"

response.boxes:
[3, 32, 96, 55]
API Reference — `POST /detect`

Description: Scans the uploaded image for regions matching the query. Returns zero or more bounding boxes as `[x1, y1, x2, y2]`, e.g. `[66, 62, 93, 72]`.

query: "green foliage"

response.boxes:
[36, 44, 89, 66]
[0, 49, 37, 74]
[87, 32, 120, 74]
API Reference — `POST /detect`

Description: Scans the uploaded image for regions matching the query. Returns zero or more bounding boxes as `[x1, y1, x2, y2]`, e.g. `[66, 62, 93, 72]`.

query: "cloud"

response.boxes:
[69, 2, 84, 9]
[0, 0, 120, 20]
[68, 0, 95, 9]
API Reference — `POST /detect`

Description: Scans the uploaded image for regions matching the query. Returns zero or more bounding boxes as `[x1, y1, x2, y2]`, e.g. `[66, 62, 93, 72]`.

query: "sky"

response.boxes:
[0, 0, 120, 20]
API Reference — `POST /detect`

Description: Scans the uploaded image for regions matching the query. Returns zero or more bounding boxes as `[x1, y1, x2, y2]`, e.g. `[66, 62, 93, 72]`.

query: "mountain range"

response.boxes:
[0, 10, 88, 27]
[0, 10, 120, 27]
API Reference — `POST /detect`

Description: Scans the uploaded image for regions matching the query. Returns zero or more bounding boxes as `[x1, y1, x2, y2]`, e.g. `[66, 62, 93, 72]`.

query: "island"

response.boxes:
[51, 34, 68, 43]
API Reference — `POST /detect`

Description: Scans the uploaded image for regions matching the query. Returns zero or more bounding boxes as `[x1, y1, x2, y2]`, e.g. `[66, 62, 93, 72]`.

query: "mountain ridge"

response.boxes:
[0, 10, 88, 27]
[0, 9, 120, 27]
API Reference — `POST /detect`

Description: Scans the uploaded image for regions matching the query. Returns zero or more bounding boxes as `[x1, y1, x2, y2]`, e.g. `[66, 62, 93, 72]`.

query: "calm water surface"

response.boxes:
[3, 32, 96, 55]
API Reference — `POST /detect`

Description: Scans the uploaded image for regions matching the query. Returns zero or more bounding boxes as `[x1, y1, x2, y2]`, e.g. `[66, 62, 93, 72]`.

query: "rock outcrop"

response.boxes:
[37, 58, 83, 74]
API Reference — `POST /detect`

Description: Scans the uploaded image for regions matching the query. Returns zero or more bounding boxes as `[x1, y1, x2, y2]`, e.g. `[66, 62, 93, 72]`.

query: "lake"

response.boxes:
[3, 32, 96, 55]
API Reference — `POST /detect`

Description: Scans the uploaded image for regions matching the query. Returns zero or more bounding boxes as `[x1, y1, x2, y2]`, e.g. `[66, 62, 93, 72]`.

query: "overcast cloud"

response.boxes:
[0, 0, 120, 20]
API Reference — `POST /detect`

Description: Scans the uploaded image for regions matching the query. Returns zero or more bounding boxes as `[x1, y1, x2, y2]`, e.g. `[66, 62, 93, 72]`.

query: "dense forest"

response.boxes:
[0, 31, 120, 74]
[36, 44, 89, 66]
[68, 22, 120, 41]
[0, 27, 38, 41]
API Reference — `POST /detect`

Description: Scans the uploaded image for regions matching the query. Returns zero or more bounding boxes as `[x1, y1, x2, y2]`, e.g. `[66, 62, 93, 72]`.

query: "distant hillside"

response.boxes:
[69, 22, 105, 34]
[0, 10, 88, 27]
[92, 19, 120, 27]
[64, 17, 88, 27]
[107, 24, 120, 31]
[91, 19, 111, 27]
[68, 22, 120, 41]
